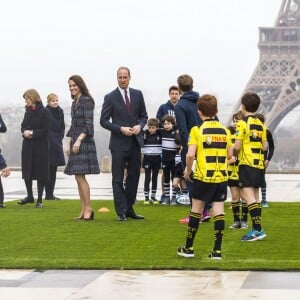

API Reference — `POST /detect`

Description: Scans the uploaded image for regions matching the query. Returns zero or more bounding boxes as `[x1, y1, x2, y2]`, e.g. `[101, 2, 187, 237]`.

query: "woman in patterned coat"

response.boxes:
[64, 75, 100, 221]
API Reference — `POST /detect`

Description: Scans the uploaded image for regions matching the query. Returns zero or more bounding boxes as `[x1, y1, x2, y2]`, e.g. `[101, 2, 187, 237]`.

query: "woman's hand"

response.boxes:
[72, 139, 81, 154]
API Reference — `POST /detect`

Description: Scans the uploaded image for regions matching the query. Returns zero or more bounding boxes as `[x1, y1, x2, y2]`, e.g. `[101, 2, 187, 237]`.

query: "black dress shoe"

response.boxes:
[18, 197, 34, 205]
[117, 214, 127, 221]
[45, 195, 60, 200]
[126, 212, 145, 219]
[35, 201, 43, 208]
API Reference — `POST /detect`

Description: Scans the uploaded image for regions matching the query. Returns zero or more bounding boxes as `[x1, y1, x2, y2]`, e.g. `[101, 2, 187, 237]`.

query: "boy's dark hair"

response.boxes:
[147, 118, 160, 127]
[232, 110, 243, 122]
[241, 92, 260, 113]
[197, 94, 218, 117]
[161, 114, 176, 125]
[168, 85, 180, 94]
[255, 113, 265, 123]
[177, 74, 193, 92]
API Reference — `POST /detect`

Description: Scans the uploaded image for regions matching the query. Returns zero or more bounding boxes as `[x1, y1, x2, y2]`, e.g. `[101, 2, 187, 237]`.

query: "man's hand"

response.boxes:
[120, 126, 134, 136]
[131, 125, 141, 136]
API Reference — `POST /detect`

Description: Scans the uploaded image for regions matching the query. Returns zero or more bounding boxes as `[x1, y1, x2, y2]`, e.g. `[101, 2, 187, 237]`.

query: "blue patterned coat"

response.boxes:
[64, 95, 100, 175]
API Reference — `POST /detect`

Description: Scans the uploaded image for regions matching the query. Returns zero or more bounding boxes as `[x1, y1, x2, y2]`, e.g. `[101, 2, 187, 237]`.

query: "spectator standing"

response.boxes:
[142, 118, 162, 204]
[174, 74, 212, 224]
[160, 114, 181, 205]
[64, 75, 100, 221]
[100, 66, 148, 221]
[45, 93, 65, 200]
[156, 85, 180, 203]
[18, 89, 51, 208]
[255, 113, 275, 208]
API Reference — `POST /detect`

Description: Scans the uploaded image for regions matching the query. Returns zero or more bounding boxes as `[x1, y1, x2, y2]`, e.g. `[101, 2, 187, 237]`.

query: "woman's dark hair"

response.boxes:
[68, 75, 94, 103]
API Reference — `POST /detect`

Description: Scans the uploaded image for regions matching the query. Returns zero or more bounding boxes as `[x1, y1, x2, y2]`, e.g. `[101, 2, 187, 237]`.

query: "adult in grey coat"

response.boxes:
[18, 89, 51, 208]
[100, 66, 148, 221]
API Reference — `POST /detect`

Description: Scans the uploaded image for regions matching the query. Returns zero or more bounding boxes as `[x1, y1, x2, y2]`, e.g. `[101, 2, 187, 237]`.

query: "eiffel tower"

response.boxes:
[231, 0, 300, 132]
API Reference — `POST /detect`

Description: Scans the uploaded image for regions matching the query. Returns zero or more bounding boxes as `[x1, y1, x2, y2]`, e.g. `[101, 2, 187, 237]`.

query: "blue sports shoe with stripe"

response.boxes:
[241, 229, 266, 241]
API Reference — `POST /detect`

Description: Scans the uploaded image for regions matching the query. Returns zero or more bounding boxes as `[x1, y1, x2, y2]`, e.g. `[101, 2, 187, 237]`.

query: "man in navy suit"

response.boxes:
[100, 66, 148, 221]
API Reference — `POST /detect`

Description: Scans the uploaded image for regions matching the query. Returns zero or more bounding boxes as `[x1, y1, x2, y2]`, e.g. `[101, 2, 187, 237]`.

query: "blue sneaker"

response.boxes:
[241, 229, 266, 241]
[159, 194, 165, 204]
[261, 201, 269, 208]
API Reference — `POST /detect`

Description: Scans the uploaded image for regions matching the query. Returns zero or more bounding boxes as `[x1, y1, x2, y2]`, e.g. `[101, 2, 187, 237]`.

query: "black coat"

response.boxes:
[21, 102, 51, 180]
[46, 105, 65, 167]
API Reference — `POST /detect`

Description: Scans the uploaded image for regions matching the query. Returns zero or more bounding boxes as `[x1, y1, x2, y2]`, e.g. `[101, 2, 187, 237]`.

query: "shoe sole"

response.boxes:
[242, 233, 267, 242]
[209, 256, 222, 260]
[177, 251, 194, 258]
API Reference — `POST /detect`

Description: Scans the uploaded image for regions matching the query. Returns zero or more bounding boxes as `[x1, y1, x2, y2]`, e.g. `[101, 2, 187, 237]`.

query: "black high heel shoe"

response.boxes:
[74, 213, 84, 221]
[84, 211, 94, 221]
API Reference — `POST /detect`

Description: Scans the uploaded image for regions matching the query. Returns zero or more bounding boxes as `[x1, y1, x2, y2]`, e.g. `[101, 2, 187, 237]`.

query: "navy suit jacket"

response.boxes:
[100, 87, 148, 151]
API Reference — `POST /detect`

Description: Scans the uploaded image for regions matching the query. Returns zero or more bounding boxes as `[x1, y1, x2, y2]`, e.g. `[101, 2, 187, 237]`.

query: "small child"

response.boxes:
[228, 111, 248, 229]
[172, 149, 188, 205]
[161, 114, 181, 205]
[177, 94, 232, 259]
[142, 118, 162, 204]
[255, 113, 275, 208]
[234, 92, 268, 242]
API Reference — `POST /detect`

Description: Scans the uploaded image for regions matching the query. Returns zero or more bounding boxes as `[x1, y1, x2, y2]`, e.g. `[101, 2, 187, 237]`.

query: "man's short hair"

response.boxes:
[177, 74, 193, 92]
[168, 85, 180, 94]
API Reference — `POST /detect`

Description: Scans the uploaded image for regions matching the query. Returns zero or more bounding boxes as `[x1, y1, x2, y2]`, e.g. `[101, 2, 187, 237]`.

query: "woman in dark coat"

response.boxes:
[18, 89, 51, 208]
[64, 75, 100, 221]
[45, 93, 65, 200]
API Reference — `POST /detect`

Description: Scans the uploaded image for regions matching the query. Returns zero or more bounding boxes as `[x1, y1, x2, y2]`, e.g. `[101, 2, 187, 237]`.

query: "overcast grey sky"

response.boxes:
[1, 0, 282, 118]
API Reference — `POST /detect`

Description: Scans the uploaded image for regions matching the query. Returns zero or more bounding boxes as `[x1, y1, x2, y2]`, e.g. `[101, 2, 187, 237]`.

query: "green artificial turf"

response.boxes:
[0, 200, 299, 270]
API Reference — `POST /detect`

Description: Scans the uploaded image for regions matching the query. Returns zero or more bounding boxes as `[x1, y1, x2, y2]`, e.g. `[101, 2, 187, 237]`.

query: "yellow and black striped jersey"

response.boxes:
[188, 119, 232, 183]
[235, 115, 267, 169]
[228, 129, 239, 180]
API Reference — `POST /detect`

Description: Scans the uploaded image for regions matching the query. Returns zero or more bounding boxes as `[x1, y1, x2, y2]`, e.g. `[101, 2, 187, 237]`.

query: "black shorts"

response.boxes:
[173, 163, 184, 178]
[228, 179, 239, 187]
[142, 155, 161, 169]
[192, 179, 227, 203]
[238, 165, 265, 188]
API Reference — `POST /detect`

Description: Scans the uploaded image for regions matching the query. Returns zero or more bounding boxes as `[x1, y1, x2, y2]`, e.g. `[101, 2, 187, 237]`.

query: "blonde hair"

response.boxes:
[23, 89, 42, 104]
[47, 93, 58, 104]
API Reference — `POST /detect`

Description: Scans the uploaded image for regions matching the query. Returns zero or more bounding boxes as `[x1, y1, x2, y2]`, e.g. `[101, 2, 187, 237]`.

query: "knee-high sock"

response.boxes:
[213, 214, 225, 252]
[241, 202, 248, 222]
[261, 187, 267, 202]
[185, 211, 201, 248]
[248, 202, 262, 231]
[231, 202, 240, 222]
